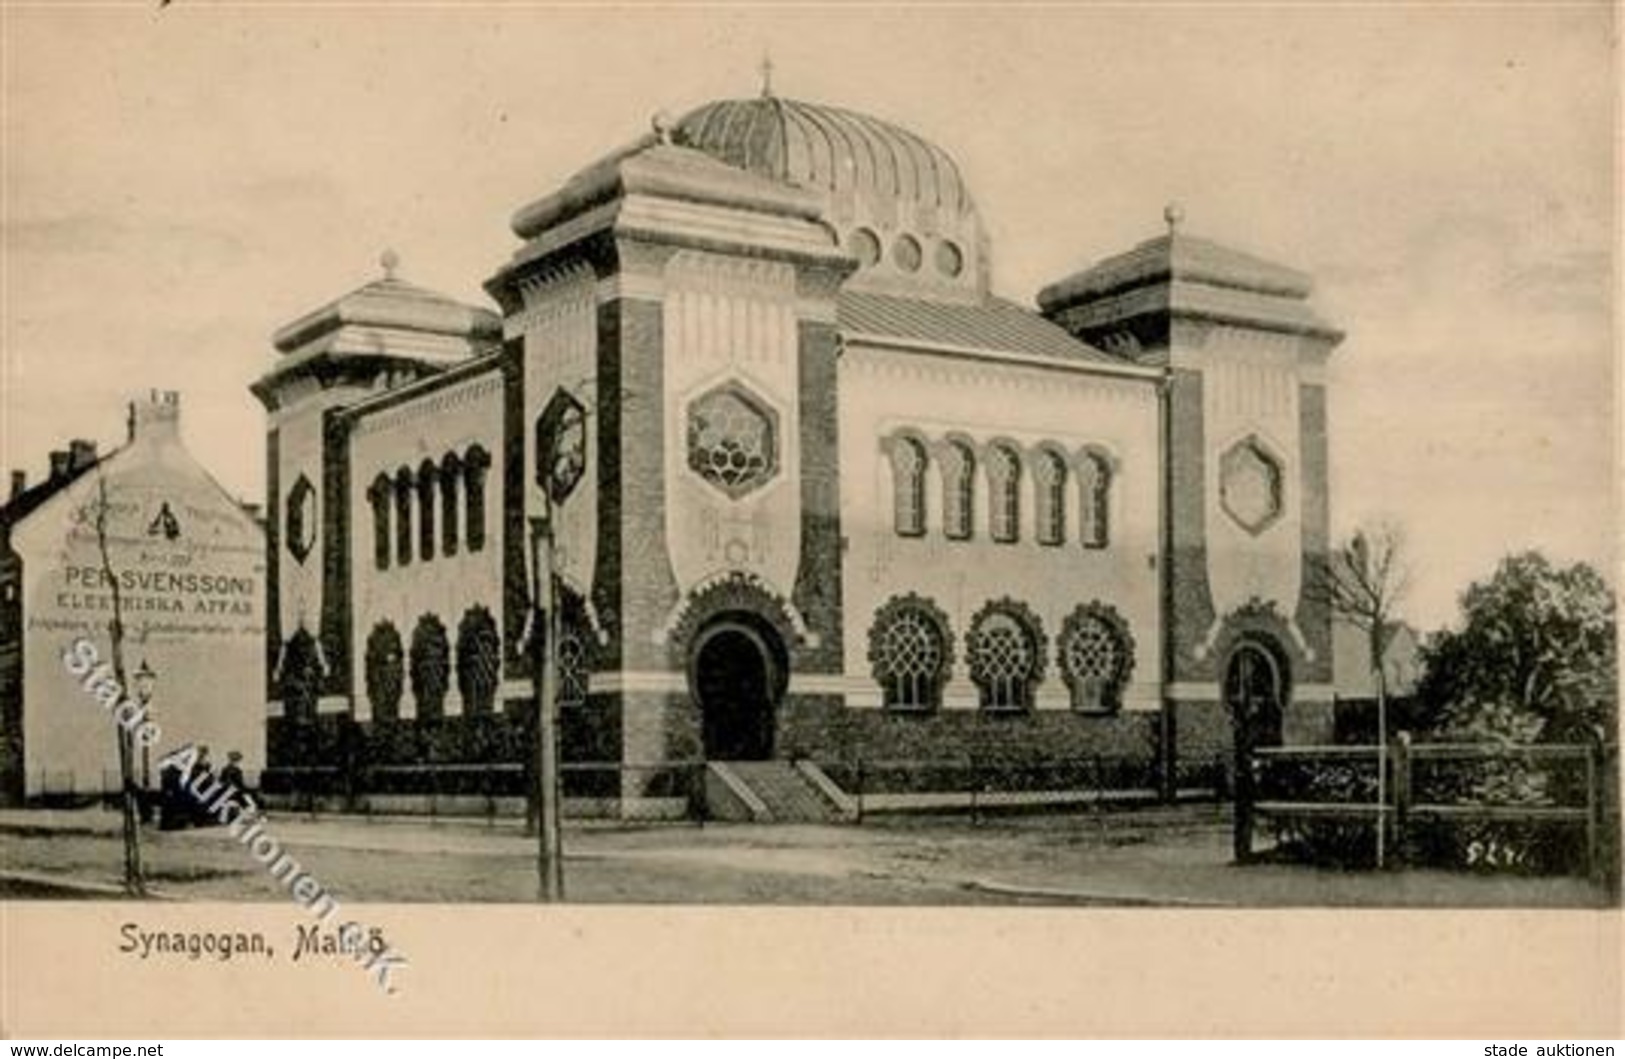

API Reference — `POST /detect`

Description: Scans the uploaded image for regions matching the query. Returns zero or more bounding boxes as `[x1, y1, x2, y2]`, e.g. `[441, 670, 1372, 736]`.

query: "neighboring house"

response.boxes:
[0, 392, 266, 805]
[1333, 620, 1422, 699]
[1332, 619, 1424, 742]
[253, 87, 1345, 815]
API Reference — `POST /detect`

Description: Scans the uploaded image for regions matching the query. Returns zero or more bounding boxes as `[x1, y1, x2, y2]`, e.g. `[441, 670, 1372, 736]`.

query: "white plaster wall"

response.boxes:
[661, 251, 802, 602]
[1193, 327, 1306, 650]
[346, 371, 506, 720]
[511, 264, 599, 603]
[840, 343, 1163, 711]
[17, 440, 266, 793]
[269, 393, 343, 656]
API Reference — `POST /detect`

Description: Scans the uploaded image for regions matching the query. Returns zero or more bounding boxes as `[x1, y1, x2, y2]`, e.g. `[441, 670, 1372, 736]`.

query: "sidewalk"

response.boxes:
[1, 805, 1611, 907]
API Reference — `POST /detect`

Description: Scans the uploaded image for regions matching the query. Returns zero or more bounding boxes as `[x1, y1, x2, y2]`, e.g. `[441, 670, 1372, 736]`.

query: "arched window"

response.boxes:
[888, 435, 928, 537]
[987, 443, 1021, 543]
[439, 453, 462, 557]
[941, 440, 975, 540]
[393, 467, 414, 567]
[278, 629, 322, 723]
[408, 614, 450, 721]
[867, 594, 953, 711]
[416, 460, 437, 562]
[1034, 448, 1067, 546]
[1078, 451, 1111, 549]
[1058, 603, 1135, 712]
[967, 600, 1045, 711]
[364, 621, 404, 721]
[455, 606, 501, 716]
[367, 473, 393, 570]
[464, 445, 491, 554]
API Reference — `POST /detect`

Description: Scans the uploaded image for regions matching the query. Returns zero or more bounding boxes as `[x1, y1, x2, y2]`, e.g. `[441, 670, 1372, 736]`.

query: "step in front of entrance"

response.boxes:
[704, 760, 849, 823]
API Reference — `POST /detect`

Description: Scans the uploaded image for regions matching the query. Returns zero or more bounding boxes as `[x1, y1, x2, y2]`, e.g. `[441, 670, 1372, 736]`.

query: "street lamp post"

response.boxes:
[529, 508, 564, 902]
[133, 659, 157, 794]
[530, 388, 587, 903]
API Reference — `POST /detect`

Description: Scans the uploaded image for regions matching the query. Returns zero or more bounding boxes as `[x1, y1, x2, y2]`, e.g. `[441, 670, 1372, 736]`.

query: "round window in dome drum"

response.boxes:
[892, 234, 923, 273]
[934, 239, 964, 278]
[848, 228, 881, 267]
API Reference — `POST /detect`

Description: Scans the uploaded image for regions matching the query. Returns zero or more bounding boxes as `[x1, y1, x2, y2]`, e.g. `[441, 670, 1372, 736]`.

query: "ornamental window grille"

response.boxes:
[394, 467, 414, 567]
[687, 386, 778, 497]
[1078, 451, 1111, 549]
[558, 628, 590, 708]
[364, 621, 404, 721]
[409, 614, 450, 721]
[1035, 449, 1067, 546]
[367, 473, 392, 570]
[464, 445, 491, 553]
[968, 605, 1042, 711]
[988, 443, 1021, 543]
[890, 435, 928, 537]
[417, 460, 438, 562]
[439, 453, 462, 557]
[455, 606, 501, 716]
[871, 602, 949, 710]
[1059, 604, 1134, 713]
[942, 440, 975, 540]
[1065, 616, 1122, 711]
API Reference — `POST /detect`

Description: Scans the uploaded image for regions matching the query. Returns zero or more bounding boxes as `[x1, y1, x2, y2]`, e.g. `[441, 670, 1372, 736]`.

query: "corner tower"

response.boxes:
[1040, 211, 1344, 773]
[252, 259, 500, 728]
[487, 115, 856, 783]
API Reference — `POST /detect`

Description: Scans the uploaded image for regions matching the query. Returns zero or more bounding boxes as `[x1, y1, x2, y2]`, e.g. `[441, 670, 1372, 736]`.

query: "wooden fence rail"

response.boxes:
[1237, 738, 1615, 884]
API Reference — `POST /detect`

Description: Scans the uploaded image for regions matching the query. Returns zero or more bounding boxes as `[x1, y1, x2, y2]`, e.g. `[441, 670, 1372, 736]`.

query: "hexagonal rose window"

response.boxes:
[686, 383, 779, 498]
[1220, 436, 1284, 535]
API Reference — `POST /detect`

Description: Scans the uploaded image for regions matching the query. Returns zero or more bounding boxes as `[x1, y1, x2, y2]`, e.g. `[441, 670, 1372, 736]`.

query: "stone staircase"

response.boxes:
[705, 760, 852, 823]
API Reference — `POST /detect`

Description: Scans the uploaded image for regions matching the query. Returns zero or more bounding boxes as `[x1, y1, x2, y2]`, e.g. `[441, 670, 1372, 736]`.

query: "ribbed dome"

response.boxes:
[675, 95, 987, 301]
[676, 97, 973, 216]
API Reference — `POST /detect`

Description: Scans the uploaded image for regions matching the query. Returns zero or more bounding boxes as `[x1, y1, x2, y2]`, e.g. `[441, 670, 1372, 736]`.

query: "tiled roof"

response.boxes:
[0, 460, 103, 531]
[1039, 233, 1313, 309]
[837, 291, 1123, 365]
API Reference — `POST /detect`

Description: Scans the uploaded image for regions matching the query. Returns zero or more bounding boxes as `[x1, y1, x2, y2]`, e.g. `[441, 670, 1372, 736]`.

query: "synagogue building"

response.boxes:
[252, 88, 1343, 817]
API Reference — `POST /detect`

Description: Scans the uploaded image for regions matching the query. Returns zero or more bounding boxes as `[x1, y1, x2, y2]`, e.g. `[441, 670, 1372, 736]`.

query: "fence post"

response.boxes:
[1233, 749, 1255, 864]
[1393, 732, 1412, 868]
[1584, 739, 1600, 885]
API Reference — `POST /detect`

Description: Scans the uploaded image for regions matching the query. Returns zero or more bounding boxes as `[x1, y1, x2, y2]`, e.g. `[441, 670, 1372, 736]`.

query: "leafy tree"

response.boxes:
[1418, 552, 1616, 742]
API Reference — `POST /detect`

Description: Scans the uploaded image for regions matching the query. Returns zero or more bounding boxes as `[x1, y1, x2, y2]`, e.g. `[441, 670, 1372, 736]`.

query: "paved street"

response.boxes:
[0, 805, 1610, 907]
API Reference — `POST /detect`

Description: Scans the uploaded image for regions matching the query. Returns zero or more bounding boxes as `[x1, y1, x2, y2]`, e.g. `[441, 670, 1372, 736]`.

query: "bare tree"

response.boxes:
[91, 473, 145, 895]
[1315, 521, 1410, 867]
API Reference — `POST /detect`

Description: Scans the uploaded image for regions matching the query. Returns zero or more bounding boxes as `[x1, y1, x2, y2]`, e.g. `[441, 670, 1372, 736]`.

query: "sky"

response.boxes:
[1, 2, 1616, 631]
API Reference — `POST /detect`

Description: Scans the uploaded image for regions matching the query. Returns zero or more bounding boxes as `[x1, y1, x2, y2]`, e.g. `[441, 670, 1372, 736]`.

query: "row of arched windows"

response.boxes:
[886, 433, 1112, 548]
[366, 445, 491, 571]
[362, 602, 593, 720]
[867, 594, 1134, 713]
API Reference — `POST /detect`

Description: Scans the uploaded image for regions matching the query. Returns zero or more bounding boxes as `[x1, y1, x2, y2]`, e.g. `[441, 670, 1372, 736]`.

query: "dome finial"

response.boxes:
[759, 51, 775, 98]
[380, 248, 400, 279]
[1163, 201, 1185, 236]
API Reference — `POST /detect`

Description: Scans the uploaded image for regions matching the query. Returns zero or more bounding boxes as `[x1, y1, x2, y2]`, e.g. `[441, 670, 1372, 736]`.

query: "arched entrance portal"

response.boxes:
[690, 615, 787, 761]
[1225, 638, 1287, 862]
[1225, 641, 1286, 757]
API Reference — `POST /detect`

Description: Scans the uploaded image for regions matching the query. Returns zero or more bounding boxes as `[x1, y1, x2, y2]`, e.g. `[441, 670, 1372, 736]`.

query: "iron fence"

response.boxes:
[255, 760, 708, 824]
[816, 753, 1193, 823]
